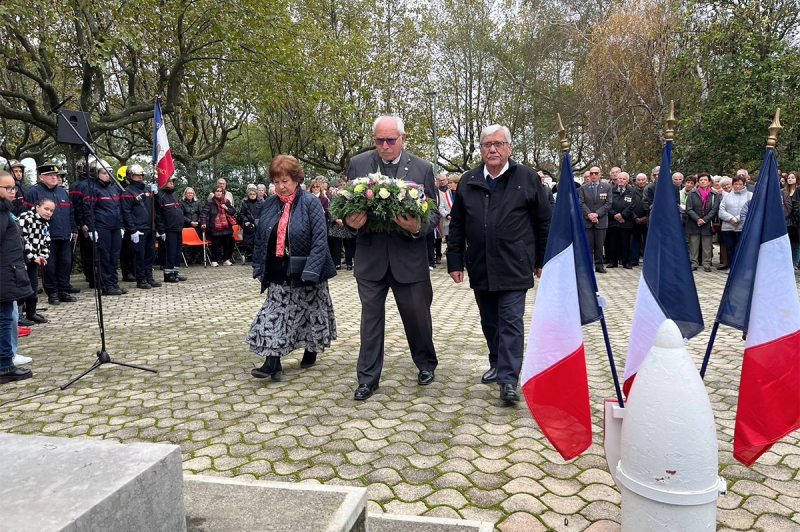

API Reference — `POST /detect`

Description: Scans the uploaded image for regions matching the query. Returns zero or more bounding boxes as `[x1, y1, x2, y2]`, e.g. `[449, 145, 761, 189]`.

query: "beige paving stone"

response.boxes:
[497, 512, 548, 532]
[742, 495, 794, 517]
[540, 476, 583, 496]
[423, 506, 463, 520]
[392, 482, 434, 502]
[753, 513, 800, 532]
[583, 521, 621, 532]
[382, 500, 428, 516]
[717, 508, 758, 530]
[501, 493, 546, 515]
[539, 511, 590, 532]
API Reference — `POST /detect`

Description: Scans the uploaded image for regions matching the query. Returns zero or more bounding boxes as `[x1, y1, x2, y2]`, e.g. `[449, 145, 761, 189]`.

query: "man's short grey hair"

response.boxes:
[619, 172, 630, 181]
[652, 166, 660, 174]
[636, 173, 648, 180]
[480, 125, 512, 144]
[737, 169, 749, 178]
[373, 116, 405, 136]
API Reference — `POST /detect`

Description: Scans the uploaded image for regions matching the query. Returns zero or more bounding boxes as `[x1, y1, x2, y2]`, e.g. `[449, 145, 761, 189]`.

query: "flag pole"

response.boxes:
[700, 108, 782, 381]
[558, 115, 624, 408]
[151, 95, 160, 233]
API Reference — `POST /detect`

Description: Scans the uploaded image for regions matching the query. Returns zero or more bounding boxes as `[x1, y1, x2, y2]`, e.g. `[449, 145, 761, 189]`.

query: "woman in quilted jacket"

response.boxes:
[246, 155, 337, 381]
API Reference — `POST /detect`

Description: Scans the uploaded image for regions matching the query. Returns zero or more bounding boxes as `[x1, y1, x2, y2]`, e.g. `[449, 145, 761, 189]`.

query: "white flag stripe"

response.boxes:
[746, 235, 800, 348]
[522, 245, 583, 382]
[623, 276, 668, 383]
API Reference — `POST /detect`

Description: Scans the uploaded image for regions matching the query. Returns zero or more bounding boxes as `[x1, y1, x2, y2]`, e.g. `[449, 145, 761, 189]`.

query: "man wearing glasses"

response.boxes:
[345, 115, 440, 401]
[578, 166, 612, 273]
[446, 125, 552, 404]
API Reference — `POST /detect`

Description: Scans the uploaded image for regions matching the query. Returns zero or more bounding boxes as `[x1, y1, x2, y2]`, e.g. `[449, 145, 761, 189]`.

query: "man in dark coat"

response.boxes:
[157, 176, 187, 283]
[345, 115, 440, 401]
[446, 124, 552, 403]
[606, 171, 636, 268]
[23, 164, 78, 305]
[630, 172, 649, 266]
[121, 164, 161, 289]
[0, 170, 34, 383]
[578, 166, 612, 273]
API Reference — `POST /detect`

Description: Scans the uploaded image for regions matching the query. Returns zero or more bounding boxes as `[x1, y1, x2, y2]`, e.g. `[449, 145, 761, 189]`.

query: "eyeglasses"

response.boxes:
[374, 137, 399, 146]
[589, 171, 600, 175]
[480, 141, 508, 150]
[0, 185, 18, 193]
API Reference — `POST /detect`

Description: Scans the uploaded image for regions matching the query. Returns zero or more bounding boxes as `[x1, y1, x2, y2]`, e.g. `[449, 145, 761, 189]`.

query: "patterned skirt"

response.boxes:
[245, 281, 337, 358]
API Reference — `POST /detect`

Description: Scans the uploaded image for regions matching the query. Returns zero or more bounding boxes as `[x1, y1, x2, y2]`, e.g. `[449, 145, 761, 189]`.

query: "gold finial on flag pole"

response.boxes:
[557, 114, 569, 153]
[664, 100, 675, 142]
[766, 108, 781, 150]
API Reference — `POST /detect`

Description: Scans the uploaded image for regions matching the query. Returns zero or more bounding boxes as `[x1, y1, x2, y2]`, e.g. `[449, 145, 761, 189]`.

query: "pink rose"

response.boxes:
[365, 189, 374, 199]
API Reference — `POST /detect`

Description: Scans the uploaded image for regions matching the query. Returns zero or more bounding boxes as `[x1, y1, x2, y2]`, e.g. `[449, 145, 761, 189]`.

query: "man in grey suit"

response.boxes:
[345, 115, 440, 401]
[578, 166, 612, 273]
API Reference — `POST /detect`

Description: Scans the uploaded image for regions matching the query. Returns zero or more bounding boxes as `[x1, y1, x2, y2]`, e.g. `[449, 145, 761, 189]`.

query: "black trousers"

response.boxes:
[132, 230, 156, 282]
[355, 268, 437, 386]
[120, 232, 134, 278]
[585, 226, 607, 265]
[606, 227, 632, 266]
[209, 234, 233, 262]
[328, 237, 356, 267]
[78, 233, 94, 282]
[474, 289, 527, 386]
[95, 227, 121, 291]
[164, 232, 183, 270]
[630, 224, 647, 264]
[43, 239, 73, 296]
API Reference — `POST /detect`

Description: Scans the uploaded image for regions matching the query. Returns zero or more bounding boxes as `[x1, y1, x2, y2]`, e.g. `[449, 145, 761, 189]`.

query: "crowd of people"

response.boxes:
[1, 121, 796, 400]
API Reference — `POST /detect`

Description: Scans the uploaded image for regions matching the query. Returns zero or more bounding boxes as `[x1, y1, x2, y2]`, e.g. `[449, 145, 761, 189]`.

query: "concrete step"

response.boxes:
[0, 433, 185, 532]
[369, 512, 494, 532]
[184, 475, 367, 532]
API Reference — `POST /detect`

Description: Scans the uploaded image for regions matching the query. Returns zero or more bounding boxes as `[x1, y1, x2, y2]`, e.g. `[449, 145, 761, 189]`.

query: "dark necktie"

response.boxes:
[487, 177, 497, 192]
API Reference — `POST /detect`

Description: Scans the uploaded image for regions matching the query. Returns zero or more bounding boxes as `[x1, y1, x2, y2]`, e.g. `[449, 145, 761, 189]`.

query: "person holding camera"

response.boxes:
[246, 155, 336, 380]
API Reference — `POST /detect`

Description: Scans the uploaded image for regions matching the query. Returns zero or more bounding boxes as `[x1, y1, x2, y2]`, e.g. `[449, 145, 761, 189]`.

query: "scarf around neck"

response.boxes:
[698, 186, 711, 210]
[213, 195, 229, 231]
[275, 189, 297, 257]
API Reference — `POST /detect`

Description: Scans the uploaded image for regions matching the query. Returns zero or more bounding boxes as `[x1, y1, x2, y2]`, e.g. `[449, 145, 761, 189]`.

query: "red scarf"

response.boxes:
[213, 196, 230, 231]
[275, 190, 297, 257]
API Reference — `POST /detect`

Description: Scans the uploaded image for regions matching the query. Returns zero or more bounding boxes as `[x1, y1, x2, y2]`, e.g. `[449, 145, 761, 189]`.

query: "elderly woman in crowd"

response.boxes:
[257, 184, 267, 201]
[719, 176, 733, 195]
[246, 155, 337, 380]
[181, 187, 203, 264]
[717, 175, 752, 270]
[685, 172, 720, 272]
[238, 185, 264, 263]
[200, 184, 236, 267]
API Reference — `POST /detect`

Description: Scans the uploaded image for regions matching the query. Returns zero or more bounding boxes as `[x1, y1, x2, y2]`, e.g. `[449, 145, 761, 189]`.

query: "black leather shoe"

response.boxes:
[58, 292, 77, 302]
[17, 317, 34, 327]
[119, 288, 129, 294]
[481, 367, 497, 384]
[47, 295, 60, 306]
[122, 274, 136, 282]
[418, 370, 435, 386]
[623, 264, 632, 270]
[354, 383, 378, 401]
[595, 265, 606, 274]
[300, 350, 317, 369]
[500, 384, 520, 403]
[251, 357, 282, 380]
[176, 275, 187, 281]
[147, 279, 162, 287]
[0, 366, 33, 383]
[137, 281, 152, 289]
[607, 263, 618, 268]
[63, 286, 81, 294]
[30, 314, 48, 324]
[346, 265, 353, 271]
[717, 265, 729, 271]
[102, 288, 124, 296]
[335, 265, 342, 270]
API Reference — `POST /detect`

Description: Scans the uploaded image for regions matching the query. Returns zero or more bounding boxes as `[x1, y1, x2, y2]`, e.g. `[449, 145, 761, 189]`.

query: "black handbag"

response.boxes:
[286, 235, 307, 279]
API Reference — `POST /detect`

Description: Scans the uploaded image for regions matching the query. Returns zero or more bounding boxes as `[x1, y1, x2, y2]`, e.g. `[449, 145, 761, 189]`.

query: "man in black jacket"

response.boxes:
[157, 176, 187, 283]
[0, 170, 34, 383]
[121, 165, 161, 289]
[446, 124, 552, 403]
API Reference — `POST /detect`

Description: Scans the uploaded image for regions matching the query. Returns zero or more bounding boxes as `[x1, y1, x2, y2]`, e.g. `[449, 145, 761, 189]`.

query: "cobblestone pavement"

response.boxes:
[1, 256, 799, 531]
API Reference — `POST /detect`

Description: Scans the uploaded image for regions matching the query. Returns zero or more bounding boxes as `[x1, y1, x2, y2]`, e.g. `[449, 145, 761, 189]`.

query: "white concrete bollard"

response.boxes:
[612, 319, 726, 531]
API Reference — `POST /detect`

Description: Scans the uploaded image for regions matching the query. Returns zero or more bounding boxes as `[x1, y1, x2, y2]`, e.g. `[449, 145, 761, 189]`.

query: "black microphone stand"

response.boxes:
[52, 108, 157, 390]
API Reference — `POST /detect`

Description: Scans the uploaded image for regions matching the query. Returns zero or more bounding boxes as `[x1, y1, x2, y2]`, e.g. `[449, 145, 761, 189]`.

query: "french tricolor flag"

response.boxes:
[622, 136, 704, 398]
[521, 150, 600, 461]
[714, 147, 800, 466]
[153, 98, 175, 188]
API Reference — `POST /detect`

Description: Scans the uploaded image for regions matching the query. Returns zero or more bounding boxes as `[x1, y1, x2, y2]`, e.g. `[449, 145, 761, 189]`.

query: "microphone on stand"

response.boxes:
[48, 96, 73, 115]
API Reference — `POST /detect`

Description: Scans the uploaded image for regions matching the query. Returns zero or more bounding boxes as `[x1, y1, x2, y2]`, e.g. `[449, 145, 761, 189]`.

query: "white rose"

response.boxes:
[378, 188, 390, 199]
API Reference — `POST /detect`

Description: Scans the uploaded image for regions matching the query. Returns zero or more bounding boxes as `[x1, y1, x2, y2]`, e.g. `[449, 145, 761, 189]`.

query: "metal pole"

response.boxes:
[246, 121, 252, 182]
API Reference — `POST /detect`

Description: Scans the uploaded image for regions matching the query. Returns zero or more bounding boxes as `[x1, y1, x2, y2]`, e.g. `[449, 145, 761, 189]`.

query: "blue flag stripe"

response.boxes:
[543, 151, 601, 325]
[642, 141, 704, 339]
[716, 149, 785, 331]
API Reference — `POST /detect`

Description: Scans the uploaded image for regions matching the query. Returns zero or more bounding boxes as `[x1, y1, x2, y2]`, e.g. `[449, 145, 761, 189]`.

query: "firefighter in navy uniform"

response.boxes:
[82, 160, 127, 296]
[116, 166, 136, 283]
[69, 159, 95, 285]
[120, 164, 161, 289]
[23, 164, 78, 305]
[157, 175, 187, 283]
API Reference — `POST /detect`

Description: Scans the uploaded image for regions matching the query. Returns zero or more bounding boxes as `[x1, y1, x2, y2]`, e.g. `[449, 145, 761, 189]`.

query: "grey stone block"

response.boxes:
[184, 475, 367, 532]
[0, 433, 185, 532]
[368, 513, 494, 532]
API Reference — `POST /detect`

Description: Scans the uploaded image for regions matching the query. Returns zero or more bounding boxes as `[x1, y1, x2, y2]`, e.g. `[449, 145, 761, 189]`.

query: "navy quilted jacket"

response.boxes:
[253, 190, 336, 291]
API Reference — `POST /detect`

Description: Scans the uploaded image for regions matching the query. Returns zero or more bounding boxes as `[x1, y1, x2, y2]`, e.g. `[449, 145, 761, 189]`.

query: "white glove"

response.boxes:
[130, 231, 141, 244]
[150, 184, 159, 192]
[120, 229, 125, 238]
[89, 231, 99, 242]
[159, 233, 166, 241]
